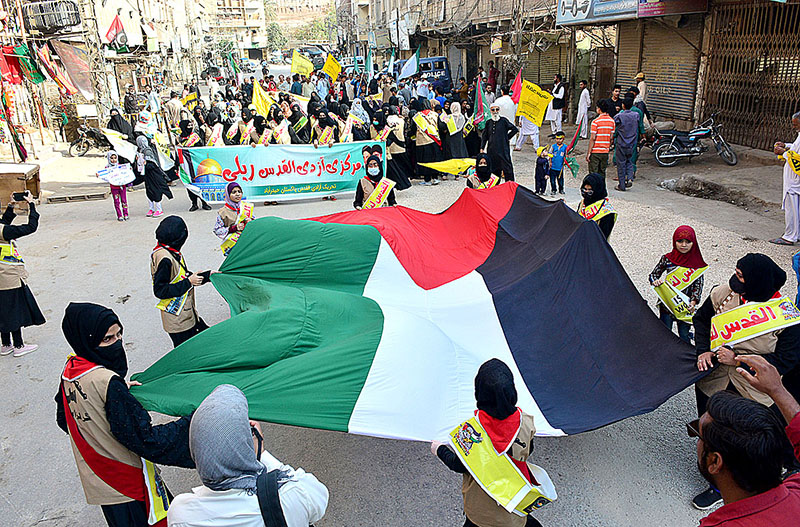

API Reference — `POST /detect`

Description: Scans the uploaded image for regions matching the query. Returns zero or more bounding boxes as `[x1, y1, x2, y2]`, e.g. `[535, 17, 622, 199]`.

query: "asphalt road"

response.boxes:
[0, 142, 794, 527]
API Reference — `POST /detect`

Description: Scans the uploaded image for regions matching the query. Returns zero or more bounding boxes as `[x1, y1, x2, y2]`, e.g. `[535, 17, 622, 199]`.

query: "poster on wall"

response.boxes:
[556, 0, 638, 26]
[638, 0, 708, 18]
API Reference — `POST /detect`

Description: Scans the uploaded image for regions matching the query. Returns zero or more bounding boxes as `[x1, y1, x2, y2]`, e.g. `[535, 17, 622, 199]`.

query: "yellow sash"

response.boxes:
[449, 417, 557, 517]
[710, 296, 800, 350]
[220, 202, 255, 256]
[207, 124, 224, 146]
[238, 120, 256, 145]
[463, 115, 475, 137]
[155, 257, 189, 316]
[319, 126, 335, 145]
[664, 265, 707, 292]
[478, 175, 500, 189]
[578, 198, 617, 223]
[0, 240, 23, 265]
[142, 459, 170, 524]
[362, 178, 396, 209]
[378, 126, 391, 141]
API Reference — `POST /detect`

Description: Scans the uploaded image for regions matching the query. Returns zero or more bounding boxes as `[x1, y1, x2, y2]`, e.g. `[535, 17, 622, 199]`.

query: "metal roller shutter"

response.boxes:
[523, 44, 568, 87]
[616, 20, 641, 89]
[641, 15, 703, 122]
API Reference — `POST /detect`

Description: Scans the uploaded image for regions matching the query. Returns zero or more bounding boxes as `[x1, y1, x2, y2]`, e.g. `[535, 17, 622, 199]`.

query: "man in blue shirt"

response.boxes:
[548, 131, 567, 195]
[613, 98, 641, 191]
[316, 74, 329, 99]
[290, 74, 303, 95]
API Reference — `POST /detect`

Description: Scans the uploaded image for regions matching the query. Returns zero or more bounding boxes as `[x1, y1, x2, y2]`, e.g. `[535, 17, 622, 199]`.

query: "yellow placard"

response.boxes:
[322, 53, 341, 81]
[362, 178, 396, 209]
[220, 202, 254, 256]
[516, 80, 554, 127]
[710, 296, 800, 350]
[0, 240, 23, 265]
[291, 49, 314, 76]
[181, 92, 198, 111]
[155, 266, 188, 316]
[449, 417, 556, 516]
[786, 150, 800, 176]
[653, 282, 694, 323]
[143, 459, 169, 524]
[446, 116, 458, 135]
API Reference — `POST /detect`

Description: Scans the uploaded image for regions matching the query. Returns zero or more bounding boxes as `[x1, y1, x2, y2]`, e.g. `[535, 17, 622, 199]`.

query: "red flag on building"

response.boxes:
[105, 15, 125, 43]
[510, 69, 522, 104]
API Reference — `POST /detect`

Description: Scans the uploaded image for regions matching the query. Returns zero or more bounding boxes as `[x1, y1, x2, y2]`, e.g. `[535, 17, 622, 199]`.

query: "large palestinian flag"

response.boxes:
[131, 183, 702, 439]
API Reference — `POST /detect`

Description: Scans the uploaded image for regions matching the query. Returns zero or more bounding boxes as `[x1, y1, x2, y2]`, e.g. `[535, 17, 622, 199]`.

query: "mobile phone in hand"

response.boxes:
[12, 191, 27, 201]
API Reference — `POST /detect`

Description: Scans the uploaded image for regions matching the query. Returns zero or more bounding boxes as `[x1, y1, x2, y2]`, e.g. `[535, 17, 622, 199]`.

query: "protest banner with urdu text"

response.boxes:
[516, 80, 554, 127]
[178, 141, 386, 203]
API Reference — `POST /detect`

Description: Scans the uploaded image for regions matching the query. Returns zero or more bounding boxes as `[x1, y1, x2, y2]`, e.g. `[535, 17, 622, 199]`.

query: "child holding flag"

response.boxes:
[648, 225, 707, 343]
[548, 132, 567, 196]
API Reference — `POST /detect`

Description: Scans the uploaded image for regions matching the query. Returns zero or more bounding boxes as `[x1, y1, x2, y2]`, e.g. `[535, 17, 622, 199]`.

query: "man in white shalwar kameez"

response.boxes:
[514, 114, 539, 151]
[771, 112, 800, 245]
[576, 80, 591, 139]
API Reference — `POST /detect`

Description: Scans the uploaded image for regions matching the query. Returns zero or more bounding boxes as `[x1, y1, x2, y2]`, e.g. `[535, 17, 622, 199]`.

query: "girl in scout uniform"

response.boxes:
[151, 216, 211, 347]
[0, 192, 44, 357]
[577, 173, 616, 240]
[353, 154, 397, 209]
[55, 302, 195, 527]
[431, 359, 553, 527]
[466, 154, 500, 189]
[648, 225, 707, 343]
[213, 182, 255, 255]
[690, 253, 800, 509]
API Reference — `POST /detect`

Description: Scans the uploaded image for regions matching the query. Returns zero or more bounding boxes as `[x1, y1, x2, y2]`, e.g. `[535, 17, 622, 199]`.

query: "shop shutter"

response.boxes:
[616, 20, 641, 88]
[641, 15, 703, 122]
[522, 44, 567, 87]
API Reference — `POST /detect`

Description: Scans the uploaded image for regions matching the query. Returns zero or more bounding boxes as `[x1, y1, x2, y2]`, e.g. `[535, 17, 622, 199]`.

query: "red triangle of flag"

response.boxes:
[510, 69, 522, 104]
[105, 15, 125, 43]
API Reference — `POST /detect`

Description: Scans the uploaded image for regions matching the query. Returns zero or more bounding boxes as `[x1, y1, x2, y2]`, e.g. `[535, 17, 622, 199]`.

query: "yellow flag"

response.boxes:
[251, 81, 274, 118]
[420, 158, 476, 175]
[516, 80, 554, 127]
[291, 49, 313, 76]
[322, 53, 341, 81]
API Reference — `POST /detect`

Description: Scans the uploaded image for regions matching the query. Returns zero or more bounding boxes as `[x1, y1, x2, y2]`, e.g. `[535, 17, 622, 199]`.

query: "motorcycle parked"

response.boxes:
[652, 114, 737, 167]
[69, 118, 112, 157]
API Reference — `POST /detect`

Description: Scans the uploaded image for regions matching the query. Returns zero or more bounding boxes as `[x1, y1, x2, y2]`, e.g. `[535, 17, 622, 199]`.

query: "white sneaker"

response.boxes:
[0, 345, 13, 356]
[12, 344, 37, 357]
[419, 181, 432, 186]
[432, 179, 440, 185]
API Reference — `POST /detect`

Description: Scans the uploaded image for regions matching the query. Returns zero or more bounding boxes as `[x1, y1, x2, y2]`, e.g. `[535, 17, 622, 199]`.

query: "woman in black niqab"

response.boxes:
[730, 253, 786, 302]
[62, 302, 127, 376]
[108, 108, 134, 141]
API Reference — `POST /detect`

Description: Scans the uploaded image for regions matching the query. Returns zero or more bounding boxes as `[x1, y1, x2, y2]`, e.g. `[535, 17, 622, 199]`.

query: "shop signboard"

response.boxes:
[638, 0, 708, 17]
[556, 0, 638, 26]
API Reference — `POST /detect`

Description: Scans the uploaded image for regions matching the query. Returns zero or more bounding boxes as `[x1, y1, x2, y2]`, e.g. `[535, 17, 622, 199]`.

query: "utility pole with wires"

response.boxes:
[77, 0, 112, 122]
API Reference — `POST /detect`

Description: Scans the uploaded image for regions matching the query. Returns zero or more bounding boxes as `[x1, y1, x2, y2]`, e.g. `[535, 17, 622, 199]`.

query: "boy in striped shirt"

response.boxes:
[585, 99, 615, 178]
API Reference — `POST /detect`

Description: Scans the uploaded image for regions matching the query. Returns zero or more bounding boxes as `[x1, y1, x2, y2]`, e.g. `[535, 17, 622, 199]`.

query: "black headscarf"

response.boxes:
[365, 154, 383, 182]
[155, 215, 189, 251]
[62, 303, 127, 377]
[372, 110, 387, 130]
[731, 253, 787, 302]
[108, 108, 133, 137]
[581, 173, 607, 205]
[178, 119, 193, 139]
[253, 115, 267, 135]
[241, 108, 253, 123]
[474, 359, 517, 420]
[475, 153, 492, 182]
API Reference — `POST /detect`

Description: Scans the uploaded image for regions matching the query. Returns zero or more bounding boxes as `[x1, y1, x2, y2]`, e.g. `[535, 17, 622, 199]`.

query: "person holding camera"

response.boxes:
[168, 384, 329, 527]
[0, 191, 44, 357]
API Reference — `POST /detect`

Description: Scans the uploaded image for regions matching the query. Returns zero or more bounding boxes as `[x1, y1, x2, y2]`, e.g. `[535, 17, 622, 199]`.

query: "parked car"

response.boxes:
[200, 66, 223, 81]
